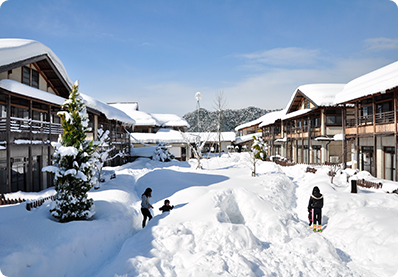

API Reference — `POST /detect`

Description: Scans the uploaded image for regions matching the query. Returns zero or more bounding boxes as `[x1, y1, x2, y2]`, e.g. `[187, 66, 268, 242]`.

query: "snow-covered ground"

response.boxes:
[1, 153, 398, 277]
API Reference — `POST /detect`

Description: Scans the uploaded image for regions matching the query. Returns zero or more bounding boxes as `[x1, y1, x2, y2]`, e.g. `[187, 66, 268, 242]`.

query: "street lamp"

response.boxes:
[195, 92, 202, 132]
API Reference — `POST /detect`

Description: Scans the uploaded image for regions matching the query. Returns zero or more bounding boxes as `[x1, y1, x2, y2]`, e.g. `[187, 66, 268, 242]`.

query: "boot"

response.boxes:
[317, 224, 322, 233]
[313, 224, 317, 232]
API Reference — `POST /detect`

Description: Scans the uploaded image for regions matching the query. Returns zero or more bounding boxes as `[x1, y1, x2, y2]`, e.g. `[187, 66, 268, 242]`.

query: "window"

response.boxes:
[326, 116, 342, 125]
[22, 66, 39, 88]
[377, 101, 392, 113]
[0, 104, 6, 118]
[303, 99, 310, 109]
[361, 105, 373, 116]
[22, 66, 30, 85]
[11, 106, 28, 119]
[32, 70, 39, 88]
[326, 109, 342, 126]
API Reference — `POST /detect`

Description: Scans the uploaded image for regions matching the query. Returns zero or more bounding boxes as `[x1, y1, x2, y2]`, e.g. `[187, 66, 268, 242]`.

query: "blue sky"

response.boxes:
[1, 0, 398, 116]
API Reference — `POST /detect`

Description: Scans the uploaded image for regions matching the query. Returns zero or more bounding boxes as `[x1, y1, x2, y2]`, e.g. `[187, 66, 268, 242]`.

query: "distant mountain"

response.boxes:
[183, 107, 281, 132]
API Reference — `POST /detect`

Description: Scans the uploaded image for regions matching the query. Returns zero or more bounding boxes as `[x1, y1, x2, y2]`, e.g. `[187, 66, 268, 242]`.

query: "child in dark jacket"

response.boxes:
[159, 199, 174, 213]
[308, 186, 324, 232]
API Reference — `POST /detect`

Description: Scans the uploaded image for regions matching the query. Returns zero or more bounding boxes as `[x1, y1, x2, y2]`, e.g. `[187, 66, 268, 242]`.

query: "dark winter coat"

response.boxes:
[159, 204, 174, 213]
[308, 186, 323, 210]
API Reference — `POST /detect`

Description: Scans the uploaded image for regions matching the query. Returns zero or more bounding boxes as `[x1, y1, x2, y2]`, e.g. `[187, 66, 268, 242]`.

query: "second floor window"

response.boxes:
[22, 66, 39, 89]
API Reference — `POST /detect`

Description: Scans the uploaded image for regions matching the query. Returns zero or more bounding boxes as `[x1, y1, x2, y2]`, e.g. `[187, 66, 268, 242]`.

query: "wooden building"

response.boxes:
[260, 84, 346, 164]
[335, 61, 398, 181]
[0, 39, 135, 194]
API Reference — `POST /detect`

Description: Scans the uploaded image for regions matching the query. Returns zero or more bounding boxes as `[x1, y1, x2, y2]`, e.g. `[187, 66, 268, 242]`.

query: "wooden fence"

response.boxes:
[306, 167, 317, 174]
[0, 195, 25, 205]
[274, 160, 388, 191]
[356, 179, 383, 189]
[0, 194, 54, 210]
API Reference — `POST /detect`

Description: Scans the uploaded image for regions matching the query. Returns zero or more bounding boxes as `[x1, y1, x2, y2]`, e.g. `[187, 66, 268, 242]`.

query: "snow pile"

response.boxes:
[1, 155, 398, 276]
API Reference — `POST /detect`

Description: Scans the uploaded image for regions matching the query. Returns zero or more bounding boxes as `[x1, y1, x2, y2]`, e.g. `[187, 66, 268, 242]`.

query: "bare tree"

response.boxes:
[213, 90, 227, 157]
[180, 132, 211, 169]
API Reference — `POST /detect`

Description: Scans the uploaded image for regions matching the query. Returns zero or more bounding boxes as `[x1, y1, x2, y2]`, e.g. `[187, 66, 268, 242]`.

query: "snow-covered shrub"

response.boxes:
[252, 135, 267, 161]
[248, 136, 268, 176]
[152, 142, 175, 162]
[93, 128, 124, 189]
[43, 81, 97, 222]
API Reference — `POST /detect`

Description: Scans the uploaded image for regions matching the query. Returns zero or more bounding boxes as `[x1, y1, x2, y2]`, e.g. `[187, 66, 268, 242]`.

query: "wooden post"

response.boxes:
[342, 105, 347, 169]
[394, 90, 398, 181]
[6, 94, 11, 193]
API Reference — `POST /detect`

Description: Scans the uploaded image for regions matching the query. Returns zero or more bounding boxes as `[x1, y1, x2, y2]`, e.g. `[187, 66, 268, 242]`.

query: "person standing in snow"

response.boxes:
[141, 188, 153, 228]
[308, 186, 324, 232]
[159, 199, 174, 213]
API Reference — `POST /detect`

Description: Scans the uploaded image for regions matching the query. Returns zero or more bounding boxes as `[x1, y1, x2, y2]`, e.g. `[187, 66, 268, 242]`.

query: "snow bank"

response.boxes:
[1, 155, 398, 276]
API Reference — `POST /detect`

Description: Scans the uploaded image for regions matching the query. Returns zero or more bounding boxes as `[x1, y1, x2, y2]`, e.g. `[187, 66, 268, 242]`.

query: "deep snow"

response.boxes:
[1, 154, 398, 277]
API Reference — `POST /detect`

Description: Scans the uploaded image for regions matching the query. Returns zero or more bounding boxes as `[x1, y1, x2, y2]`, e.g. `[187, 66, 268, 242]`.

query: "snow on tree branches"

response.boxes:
[248, 135, 268, 176]
[93, 128, 125, 189]
[152, 142, 175, 162]
[43, 81, 97, 222]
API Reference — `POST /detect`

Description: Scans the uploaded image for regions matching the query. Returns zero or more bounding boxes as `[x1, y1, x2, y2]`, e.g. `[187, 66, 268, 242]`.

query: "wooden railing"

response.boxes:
[0, 195, 25, 205]
[346, 111, 395, 127]
[375, 111, 394, 124]
[306, 167, 317, 173]
[357, 179, 383, 189]
[0, 194, 55, 210]
[26, 196, 55, 211]
[0, 117, 63, 134]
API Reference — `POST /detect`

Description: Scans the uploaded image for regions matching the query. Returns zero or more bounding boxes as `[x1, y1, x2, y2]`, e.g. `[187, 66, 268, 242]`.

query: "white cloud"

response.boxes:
[0, 0, 8, 9]
[237, 47, 322, 68]
[364, 37, 398, 51]
[222, 57, 391, 110]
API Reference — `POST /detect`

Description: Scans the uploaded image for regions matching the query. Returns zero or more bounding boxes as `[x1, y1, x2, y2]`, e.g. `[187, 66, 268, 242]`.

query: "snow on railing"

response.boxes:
[0, 117, 63, 134]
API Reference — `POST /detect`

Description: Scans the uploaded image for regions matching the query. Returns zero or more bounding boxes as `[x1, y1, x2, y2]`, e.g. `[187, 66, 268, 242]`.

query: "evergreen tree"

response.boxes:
[248, 135, 268, 176]
[43, 81, 97, 222]
[152, 142, 175, 162]
[252, 135, 267, 161]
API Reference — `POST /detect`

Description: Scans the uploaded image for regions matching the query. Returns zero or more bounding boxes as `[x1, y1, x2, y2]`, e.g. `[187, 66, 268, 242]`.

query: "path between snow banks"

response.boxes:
[97, 156, 372, 277]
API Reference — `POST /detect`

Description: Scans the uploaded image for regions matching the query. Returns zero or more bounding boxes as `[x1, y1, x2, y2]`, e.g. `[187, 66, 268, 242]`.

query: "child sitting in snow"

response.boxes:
[308, 186, 324, 232]
[159, 199, 174, 213]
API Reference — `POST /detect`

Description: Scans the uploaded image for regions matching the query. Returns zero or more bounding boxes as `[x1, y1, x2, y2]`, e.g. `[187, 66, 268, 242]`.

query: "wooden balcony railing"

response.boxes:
[375, 111, 394, 124]
[0, 117, 63, 135]
[346, 111, 395, 128]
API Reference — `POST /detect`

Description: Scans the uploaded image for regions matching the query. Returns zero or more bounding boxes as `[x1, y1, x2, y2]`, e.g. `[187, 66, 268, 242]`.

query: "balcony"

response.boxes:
[0, 117, 63, 141]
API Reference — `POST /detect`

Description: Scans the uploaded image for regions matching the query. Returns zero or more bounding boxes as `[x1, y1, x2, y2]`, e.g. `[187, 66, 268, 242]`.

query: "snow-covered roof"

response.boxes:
[285, 84, 345, 113]
[188, 132, 236, 142]
[274, 137, 287, 143]
[235, 114, 268, 131]
[81, 94, 136, 125]
[281, 108, 312, 120]
[234, 132, 262, 144]
[258, 109, 286, 128]
[109, 103, 188, 127]
[130, 130, 235, 144]
[314, 134, 343, 141]
[334, 61, 398, 104]
[109, 103, 160, 126]
[0, 39, 73, 88]
[0, 79, 65, 105]
[130, 129, 187, 144]
[150, 113, 190, 128]
[108, 102, 139, 111]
